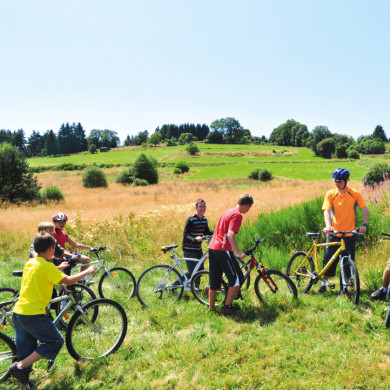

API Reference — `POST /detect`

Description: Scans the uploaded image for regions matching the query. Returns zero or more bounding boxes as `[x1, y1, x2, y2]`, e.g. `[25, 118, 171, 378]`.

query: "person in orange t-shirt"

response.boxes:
[319, 168, 369, 293]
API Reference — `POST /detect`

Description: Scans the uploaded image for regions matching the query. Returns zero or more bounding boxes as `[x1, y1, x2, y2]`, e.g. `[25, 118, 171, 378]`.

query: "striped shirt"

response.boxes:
[182, 214, 213, 251]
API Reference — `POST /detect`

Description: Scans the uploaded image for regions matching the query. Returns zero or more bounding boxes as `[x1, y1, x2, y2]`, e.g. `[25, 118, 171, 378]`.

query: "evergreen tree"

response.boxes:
[74, 122, 88, 152]
[372, 125, 387, 142]
[44, 130, 59, 156]
[27, 130, 44, 157]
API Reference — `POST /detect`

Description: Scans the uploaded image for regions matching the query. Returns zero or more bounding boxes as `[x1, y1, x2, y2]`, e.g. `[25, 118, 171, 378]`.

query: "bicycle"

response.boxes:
[0, 269, 97, 332]
[135, 236, 249, 307]
[70, 247, 136, 304]
[378, 232, 390, 328]
[286, 230, 361, 304]
[191, 237, 298, 307]
[0, 283, 128, 367]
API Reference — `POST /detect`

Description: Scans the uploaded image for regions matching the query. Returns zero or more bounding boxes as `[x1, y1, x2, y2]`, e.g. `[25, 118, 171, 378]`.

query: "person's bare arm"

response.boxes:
[60, 266, 95, 285]
[227, 230, 246, 259]
[66, 236, 93, 251]
[323, 210, 332, 234]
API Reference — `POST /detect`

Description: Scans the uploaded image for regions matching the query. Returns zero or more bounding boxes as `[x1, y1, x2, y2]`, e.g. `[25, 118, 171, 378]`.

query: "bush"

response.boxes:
[187, 143, 200, 156]
[364, 163, 390, 187]
[89, 144, 97, 154]
[116, 168, 134, 184]
[133, 153, 158, 184]
[249, 169, 273, 182]
[173, 168, 182, 175]
[335, 145, 348, 159]
[175, 161, 190, 174]
[82, 166, 108, 188]
[39, 186, 65, 203]
[0, 143, 41, 203]
[132, 178, 149, 186]
[347, 149, 360, 159]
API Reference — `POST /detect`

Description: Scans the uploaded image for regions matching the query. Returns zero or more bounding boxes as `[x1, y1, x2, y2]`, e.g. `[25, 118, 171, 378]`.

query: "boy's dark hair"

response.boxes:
[195, 199, 206, 207]
[238, 193, 254, 206]
[33, 232, 56, 254]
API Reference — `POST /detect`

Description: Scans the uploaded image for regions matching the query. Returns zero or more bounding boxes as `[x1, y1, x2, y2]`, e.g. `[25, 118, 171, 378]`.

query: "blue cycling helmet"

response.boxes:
[331, 168, 350, 181]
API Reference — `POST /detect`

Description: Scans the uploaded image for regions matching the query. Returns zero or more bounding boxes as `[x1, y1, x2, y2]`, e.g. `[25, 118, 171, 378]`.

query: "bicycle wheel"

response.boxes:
[65, 298, 127, 361]
[286, 251, 315, 293]
[136, 265, 183, 307]
[339, 258, 360, 305]
[385, 302, 390, 328]
[254, 269, 297, 306]
[191, 270, 228, 306]
[0, 332, 17, 383]
[98, 267, 136, 303]
[0, 288, 19, 303]
[56, 283, 97, 331]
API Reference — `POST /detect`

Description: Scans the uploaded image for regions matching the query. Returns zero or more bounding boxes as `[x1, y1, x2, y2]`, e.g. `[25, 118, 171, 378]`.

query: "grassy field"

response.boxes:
[1, 144, 390, 389]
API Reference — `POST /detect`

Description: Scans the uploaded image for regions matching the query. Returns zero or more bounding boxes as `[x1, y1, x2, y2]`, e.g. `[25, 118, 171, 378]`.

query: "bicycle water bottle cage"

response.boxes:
[161, 245, 178, 253]
[12, 270, 23, 277]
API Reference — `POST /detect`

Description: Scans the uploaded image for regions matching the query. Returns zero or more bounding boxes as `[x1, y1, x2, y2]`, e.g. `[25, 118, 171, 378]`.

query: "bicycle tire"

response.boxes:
[339, 258, 360, 305]
[286, 251, 315, 293]
[56, 283, 97, 331]
[254, 269, 298, 306]
[0, 287, 19, 303]
[191, 270, 228, 306]
[65, 298, 127, 361]
[0, 332, 17, 383]
[136, 265, 184, 307]
[385, 302, 390, 328]
[98, 267, 136, 303]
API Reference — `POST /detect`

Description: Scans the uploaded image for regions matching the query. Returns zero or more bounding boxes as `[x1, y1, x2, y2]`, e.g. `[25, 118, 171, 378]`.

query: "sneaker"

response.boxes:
[317, 285, 327, 294]
[221, 304, 239, 317]
[8, 362, 31, 385]
[371, 288, 386, 301]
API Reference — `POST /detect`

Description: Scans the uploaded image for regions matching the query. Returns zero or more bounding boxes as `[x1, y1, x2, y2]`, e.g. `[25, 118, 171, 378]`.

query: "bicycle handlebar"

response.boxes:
[91, 246, 107, 254]
[381, 232, 390, 238]
[330, 230, 361, 237]
[244, 237, 264, 256]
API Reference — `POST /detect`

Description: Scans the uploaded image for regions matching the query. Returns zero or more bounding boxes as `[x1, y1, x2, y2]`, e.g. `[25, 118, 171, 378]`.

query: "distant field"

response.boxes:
[27, 143, 389, 181]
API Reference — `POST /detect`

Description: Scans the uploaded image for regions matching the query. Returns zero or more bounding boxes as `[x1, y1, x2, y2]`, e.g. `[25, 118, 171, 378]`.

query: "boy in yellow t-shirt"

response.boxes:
[8, 232, 95, 389]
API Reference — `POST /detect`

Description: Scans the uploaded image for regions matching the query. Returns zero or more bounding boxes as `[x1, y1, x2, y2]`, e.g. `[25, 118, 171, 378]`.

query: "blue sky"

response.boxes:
[1, 1, 389, 142]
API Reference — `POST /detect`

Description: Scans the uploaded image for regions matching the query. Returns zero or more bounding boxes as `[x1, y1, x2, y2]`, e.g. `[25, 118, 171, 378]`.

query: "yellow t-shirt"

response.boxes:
[13, 257, 65, 315]
[322, 187, 366, 232]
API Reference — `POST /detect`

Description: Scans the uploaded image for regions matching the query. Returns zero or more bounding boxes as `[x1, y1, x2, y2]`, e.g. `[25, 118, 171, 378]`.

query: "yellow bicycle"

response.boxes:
[286, 230, 361, 304]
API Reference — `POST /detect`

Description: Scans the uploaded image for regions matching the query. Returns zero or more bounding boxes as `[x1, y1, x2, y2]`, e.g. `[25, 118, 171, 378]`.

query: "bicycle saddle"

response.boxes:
[12, 270, 23, 277]
[161, 245, 178, 253]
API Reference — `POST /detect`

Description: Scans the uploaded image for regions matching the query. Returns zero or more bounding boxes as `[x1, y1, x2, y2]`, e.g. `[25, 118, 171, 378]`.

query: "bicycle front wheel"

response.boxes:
[98, 267, 136, 303]
[65, 298, 127, 361]
[286, 251, 315, 293]
[56, 283, 97, 331]
[254, 270, 297, 306]
[0, 332, 17, 383]
[136, 265, 183, 307]
[339, 258, 360, 305]
[191, 270, 227, 306]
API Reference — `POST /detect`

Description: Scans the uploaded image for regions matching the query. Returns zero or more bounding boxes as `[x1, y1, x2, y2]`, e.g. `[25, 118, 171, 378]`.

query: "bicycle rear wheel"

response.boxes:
[254, 270, 297, 306]
[0, 288, 19, 303]
[191, 270, 228, 306]
[339, 258, 360, 305]
[0, 288, 19, 336]
[65, 298, 127, 361]
[0, 332, 17, 383]
[136, 265, 184, 307]
[98, 267, 136, 304]
[56, 283, 97, 331]
[286, 251, 315, 293]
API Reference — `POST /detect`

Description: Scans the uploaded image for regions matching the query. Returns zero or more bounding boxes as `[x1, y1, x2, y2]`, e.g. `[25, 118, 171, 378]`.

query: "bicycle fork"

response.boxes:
[340, 256, 354, 292]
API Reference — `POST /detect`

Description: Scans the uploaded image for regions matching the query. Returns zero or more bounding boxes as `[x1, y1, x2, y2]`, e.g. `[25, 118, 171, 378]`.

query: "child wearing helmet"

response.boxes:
[52, 212, 93, 274]
[319, 168, 369, 293]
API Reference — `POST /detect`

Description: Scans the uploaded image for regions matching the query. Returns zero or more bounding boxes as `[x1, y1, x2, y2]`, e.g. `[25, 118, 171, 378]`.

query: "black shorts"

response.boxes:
[209, 249, 244, 290]
[323, 235, 356, 277]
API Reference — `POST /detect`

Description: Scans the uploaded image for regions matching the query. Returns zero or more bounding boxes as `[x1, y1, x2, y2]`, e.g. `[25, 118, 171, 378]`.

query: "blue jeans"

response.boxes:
[12, 313, 64, 361]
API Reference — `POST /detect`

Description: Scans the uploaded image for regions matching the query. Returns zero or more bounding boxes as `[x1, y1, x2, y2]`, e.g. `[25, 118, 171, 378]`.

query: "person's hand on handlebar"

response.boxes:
[323, 225, 333, 235]
[236, 252, 247, 260]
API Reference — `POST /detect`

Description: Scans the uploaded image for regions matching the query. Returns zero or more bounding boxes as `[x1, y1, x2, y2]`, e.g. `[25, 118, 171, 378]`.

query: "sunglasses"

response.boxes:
[334, 180, 344, 184]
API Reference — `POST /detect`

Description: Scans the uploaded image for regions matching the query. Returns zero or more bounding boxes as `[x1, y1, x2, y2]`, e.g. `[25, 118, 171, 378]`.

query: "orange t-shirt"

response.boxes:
[322, 187, 366, 232]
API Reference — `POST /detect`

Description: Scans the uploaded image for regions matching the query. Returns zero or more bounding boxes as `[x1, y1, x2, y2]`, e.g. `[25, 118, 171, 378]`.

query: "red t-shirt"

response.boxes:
[209, 208, 243, 251]
[53, 229, 68, 250]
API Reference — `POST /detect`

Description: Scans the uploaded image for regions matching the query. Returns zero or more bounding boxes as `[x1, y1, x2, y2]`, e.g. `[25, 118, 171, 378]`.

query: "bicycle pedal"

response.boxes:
[328, 284, 336, 289]
[47, 360, 57, 372]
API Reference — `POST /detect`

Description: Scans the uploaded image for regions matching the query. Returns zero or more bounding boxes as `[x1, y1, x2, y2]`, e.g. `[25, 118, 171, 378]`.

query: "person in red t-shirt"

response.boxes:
[208, 193, 254, 316]
[52, 212, 93, 274]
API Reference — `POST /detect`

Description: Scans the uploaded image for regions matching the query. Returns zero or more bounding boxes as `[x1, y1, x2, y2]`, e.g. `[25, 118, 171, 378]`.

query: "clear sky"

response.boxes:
[1, 0, 389, 143]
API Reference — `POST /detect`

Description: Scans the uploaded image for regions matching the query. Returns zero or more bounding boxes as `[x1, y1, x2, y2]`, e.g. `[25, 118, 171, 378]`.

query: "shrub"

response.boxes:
[39, 186, 65, 203]
[248, 169, 260, 180]
[335, 145, 348, 159]
[133, 153, 158, 184]
[0, 143, 41, 203]
[82, 166, 108, 188]
[116, 168, 134, 184]
[259, 169, 273, 181]
[187, 143, 200, 156]
[347, 149, 360, 159]
[364, 163, 390, 187]
[89, 144, 97, 154]
[175, 161, 190, 174]
[173, 168, 182, 175]
[132, 178, 149, 186]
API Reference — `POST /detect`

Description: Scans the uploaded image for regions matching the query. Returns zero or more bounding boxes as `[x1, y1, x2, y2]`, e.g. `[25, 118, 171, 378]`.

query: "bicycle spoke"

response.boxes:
[0, 332, 17, 383]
